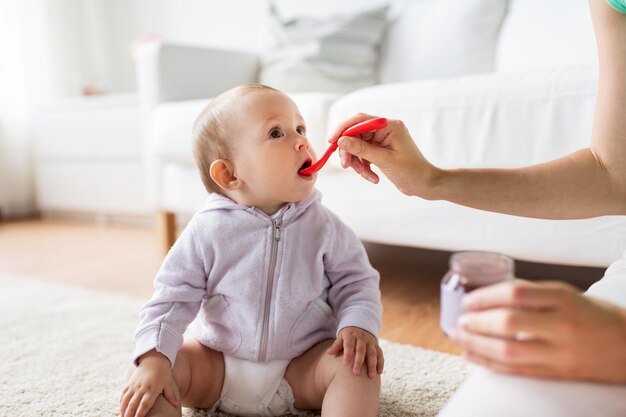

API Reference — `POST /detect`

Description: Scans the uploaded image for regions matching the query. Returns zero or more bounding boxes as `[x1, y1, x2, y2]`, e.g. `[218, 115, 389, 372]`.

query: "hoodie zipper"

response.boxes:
[259, 216, 282, 361]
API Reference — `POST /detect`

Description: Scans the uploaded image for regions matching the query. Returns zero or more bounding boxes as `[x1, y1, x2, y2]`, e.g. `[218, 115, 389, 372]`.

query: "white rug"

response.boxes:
[0, 275, 472, 417]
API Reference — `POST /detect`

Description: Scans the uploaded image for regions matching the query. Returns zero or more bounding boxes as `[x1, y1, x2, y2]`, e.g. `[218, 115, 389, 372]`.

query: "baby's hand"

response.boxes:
[327, 326, 384, 378]
[120, 350, 180, 417]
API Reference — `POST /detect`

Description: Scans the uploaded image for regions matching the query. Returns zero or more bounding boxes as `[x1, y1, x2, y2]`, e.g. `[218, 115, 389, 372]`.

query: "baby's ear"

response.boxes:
[210, 159, 241, 191]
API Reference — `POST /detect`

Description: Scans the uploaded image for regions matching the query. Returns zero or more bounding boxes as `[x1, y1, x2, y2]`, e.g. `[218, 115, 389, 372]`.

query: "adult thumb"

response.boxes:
[337, 137, 383, 164]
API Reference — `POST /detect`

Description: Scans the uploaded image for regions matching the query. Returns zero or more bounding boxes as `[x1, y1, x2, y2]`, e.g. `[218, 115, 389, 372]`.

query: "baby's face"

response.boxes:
[227, 90, 317, 215]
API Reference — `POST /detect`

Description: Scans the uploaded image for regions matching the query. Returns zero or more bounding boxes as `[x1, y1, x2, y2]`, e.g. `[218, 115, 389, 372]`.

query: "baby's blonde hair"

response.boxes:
[192, 83, 279, 194]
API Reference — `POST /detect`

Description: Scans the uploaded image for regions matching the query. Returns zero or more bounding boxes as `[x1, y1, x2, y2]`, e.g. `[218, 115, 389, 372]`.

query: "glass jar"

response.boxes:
[440, 251, 514, 336]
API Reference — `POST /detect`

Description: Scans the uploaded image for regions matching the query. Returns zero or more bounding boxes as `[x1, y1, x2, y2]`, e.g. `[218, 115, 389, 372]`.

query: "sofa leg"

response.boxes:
[156, 211, 176, 256]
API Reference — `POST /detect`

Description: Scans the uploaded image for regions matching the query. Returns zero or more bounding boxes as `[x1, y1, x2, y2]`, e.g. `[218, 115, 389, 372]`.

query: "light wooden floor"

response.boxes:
[0, 218, 606, 355]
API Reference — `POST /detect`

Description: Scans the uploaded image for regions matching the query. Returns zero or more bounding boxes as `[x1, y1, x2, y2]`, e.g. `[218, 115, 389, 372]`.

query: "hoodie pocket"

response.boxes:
[287, 297, 337, 356]
[199, 294, 242, 353]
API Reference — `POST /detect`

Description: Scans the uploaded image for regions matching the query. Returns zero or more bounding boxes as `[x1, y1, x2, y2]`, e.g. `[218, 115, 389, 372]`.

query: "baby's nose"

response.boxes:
[295, 138, 309, 150]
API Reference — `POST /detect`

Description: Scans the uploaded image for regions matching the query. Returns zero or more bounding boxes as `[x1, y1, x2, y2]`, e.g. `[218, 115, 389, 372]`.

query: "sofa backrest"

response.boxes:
[258, 0, 512, 91]
[380, 0, 510, 83]
[380, 0, 598, 82]
[495, 0, 597, 72]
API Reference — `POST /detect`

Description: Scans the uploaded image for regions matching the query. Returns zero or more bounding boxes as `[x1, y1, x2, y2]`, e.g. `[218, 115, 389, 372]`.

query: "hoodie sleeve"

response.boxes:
[324, 211, 382, 338]
[133, 219, 209, 366]
[586, 253, 626, 308]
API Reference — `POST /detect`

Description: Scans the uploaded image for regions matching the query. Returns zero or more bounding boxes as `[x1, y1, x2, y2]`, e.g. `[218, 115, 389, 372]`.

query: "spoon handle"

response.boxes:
[299, 117, 388, 175]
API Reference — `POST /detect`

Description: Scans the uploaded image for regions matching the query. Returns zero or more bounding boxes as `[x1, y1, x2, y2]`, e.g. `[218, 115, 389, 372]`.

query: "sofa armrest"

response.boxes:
[135, 42, 260, 111]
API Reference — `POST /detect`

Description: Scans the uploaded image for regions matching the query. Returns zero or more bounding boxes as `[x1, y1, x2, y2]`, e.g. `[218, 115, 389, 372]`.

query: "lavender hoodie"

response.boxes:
[133, 189, 382, 366]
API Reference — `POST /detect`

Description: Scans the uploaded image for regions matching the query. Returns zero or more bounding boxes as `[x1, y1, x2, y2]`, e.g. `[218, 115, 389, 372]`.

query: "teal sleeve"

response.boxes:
[608, 0, 626, 14]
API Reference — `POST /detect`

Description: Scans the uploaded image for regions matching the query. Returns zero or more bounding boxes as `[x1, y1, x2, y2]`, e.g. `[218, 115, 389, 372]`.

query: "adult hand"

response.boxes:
[120, 350, 181, 417]
[327, 326, 384, 378]
[329, 113, 440, 197]
[451, 279, 626, 383]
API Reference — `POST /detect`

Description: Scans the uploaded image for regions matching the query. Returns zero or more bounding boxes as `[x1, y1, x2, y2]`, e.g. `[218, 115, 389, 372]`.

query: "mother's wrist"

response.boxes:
[414, 165, 447, 200]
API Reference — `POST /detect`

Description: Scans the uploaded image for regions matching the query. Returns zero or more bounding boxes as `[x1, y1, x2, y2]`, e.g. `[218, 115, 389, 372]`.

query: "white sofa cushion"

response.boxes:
[149, 99, 206, 166]
[380, 0, 509, 83]
[327, 65, 598, 170]
[316, 172, 626, 267]
[495, 0, 597, 72]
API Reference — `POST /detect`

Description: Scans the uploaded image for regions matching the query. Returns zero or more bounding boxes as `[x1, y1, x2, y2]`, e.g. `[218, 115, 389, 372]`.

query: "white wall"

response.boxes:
[45, 0, 396, 95]
[136, 0, 269, 53]
[0, 0, 51, 217]
[134, 0, 393, 52]
[46, 0, 140, 96]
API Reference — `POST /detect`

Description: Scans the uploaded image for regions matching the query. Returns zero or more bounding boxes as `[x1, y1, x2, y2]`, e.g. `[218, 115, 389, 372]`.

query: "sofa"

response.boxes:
[136, 0, 626, 268]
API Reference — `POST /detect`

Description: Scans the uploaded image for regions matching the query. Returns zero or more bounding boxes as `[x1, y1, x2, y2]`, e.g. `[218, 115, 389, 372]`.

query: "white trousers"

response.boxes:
[438, 367, 626, 417]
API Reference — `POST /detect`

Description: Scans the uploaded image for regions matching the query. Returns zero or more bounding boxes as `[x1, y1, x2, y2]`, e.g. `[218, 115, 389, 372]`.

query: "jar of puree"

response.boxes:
[440, 251, 514, 336]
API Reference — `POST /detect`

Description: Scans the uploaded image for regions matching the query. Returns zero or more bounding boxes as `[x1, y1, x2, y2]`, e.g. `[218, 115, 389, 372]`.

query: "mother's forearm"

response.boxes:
[428, 147, 626, 219]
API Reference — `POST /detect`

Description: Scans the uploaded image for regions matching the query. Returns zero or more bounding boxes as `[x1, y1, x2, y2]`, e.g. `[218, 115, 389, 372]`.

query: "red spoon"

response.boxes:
[299, 117, 388, 176]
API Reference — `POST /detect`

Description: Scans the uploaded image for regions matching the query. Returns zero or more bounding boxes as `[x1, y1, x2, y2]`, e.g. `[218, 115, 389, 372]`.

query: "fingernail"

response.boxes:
[457, 315, 470, 329]
[339, 138, 351, 150]
[462, 295, 475, 309]
[367, 176, 376, 183]
[448, 328, 459, 341]
[340, 152, 347, 166]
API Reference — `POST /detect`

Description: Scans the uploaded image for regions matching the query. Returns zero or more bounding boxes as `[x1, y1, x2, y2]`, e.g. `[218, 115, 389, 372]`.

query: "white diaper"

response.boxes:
[210, 354, 305, 417]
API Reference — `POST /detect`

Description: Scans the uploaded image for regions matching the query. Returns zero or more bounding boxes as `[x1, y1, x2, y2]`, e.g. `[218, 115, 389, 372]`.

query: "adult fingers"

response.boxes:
[337, 136, 388, 168]
[453, 328, 552, 366]
[458, 308, 560, 341]
[353, 339, 367, 375]
[327, 113, 378, 143]
[360, 160, 380, 184]
[464, 351, 559, 379]
[349, 159, 379, 184]
[339, 148, 353, 169]
[338, 130, 379, 168]
[347, 150, 366, 174]
[463, 280, 578, 312]
[344, 153, 381, 184]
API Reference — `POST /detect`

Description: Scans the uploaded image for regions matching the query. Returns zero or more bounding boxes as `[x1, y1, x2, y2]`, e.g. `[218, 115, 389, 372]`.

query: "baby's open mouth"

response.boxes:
[299, 159, 312, 172]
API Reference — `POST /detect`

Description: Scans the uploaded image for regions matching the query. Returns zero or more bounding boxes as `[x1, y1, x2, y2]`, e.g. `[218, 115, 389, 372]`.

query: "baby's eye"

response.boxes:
[269, 128, 284, 139]
[296, 126, 306, 135]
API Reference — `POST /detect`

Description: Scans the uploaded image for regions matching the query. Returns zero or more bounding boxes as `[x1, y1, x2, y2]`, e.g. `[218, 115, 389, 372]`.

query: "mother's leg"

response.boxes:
[145, 339, 224, 417]
[438, 367, 626, 417]
[285, 340, 380, 417]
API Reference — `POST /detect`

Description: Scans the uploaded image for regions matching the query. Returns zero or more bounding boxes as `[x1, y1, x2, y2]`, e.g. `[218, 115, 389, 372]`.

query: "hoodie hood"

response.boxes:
[197, 188, 322, 219]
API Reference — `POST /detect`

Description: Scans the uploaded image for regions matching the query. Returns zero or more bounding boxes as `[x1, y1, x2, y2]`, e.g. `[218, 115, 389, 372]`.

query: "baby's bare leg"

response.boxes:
[132, 339, 224, 417]
[285, 340, 380, 417]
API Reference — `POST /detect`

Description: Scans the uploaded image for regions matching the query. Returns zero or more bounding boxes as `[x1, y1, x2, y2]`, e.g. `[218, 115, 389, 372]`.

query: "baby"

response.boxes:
[121, 84, 384, 417]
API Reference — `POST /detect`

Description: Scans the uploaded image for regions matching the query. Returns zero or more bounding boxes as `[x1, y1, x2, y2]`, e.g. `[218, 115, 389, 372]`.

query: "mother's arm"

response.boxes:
[334, 0, 626, 219]
[424, 0, 626, 219]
